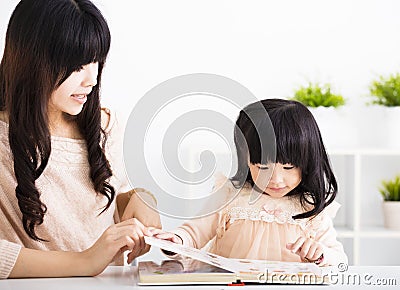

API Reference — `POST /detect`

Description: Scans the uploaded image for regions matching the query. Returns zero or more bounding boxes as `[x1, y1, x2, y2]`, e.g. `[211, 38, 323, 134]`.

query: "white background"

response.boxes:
[2, 0, 400, 116]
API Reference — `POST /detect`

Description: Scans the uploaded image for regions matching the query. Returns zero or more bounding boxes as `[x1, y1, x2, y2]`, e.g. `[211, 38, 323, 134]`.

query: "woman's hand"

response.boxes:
[82, 218, 150, 274]
[286, 237, 324, 264]
[117, 190, 162, 261]
[9, 218, 150, 278]
[148, 228, 183, 245]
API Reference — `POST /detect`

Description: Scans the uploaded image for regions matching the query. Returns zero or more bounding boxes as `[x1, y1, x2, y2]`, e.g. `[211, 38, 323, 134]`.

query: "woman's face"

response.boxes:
[48, 62, 98, 118]
[248, 162, 302, 198]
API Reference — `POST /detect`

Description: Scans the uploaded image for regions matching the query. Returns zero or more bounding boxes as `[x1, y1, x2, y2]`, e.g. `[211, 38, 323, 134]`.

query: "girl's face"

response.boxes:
[248, 162, 302, 198]
[48, 62, 98, 119]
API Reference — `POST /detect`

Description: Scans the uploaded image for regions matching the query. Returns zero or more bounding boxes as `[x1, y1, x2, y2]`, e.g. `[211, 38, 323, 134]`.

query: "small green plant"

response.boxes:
[291, 83, 345, 108]
[379, 175, 400, 201]
[369, 73, 400, 106]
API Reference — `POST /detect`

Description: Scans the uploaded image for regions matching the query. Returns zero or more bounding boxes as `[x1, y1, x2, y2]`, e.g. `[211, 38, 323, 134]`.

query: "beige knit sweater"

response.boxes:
[0, 109, 158, 278]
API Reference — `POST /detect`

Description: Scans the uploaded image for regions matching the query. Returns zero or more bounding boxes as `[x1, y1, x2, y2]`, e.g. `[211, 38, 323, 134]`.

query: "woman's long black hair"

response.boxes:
[0, 0, 114, 241]
[231, 99, 337, 219]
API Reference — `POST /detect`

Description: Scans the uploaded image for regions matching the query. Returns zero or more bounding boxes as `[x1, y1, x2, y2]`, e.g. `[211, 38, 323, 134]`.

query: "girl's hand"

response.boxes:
[82, 218, 150, 275]
[148, 228, 183, 245]
[286, 237, 324, 264]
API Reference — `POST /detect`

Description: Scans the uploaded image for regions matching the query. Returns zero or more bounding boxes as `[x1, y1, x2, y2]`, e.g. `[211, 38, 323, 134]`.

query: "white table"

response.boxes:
[0, 266, 399, 289]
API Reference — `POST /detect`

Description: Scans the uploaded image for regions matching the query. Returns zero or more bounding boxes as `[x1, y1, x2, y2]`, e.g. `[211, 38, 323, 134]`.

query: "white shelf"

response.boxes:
[329, 151, 400, 266]
[358, 227, 400, 238]
[336, 227, 355, 238]
[337, 227, 400, 238]
[328, 149, 400, 155]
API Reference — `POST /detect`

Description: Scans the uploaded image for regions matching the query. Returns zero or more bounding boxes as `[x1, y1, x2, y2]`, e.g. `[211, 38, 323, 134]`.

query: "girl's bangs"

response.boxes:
[247, 117, 277, 165]
[247, 112, 308, 169]
[273, 121, 307, 168]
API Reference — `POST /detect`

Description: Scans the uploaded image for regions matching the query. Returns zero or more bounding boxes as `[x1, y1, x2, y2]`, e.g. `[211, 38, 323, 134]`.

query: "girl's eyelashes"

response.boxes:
[257, 165, 270, 170]
[283, 166, 295, 170]
[256, 164, 296, 170]
[74, 66, 84, 72]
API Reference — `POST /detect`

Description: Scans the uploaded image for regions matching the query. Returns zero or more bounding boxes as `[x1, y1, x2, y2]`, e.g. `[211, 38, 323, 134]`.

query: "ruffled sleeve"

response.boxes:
[305, 201, 348, 266]
[323, 201, 341, 218]
[304, 201, 341, 238]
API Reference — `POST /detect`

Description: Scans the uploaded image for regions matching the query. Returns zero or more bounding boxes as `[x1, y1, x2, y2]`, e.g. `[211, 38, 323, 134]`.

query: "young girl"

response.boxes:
[151, 98, 348, 266]
[0, 0, 160, 279]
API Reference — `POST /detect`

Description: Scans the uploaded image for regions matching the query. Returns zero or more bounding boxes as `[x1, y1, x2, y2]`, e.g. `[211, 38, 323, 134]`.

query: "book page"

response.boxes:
[144, 236, 322, 277]
[144, 236, 242, 272]
[138, 260, 236, 285]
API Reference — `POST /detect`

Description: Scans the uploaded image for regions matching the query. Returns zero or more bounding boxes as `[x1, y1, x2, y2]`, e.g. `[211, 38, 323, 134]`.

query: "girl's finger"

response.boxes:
[153, 232, 176, 240]
[305, 243, 318, 260]
[299, 239, 313, 258]
[289, 237, 305, 254]
[148, 228, 163, 235]
[310, 247, 324, 261]
[142, 226, 151, 236]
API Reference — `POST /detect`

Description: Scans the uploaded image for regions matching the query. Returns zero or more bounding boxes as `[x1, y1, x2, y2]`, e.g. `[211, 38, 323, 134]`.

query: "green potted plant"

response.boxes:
[291, 82, 345, 108]
[366, 73, 400, 149]
[369, 73, 400, 106]
[289, 82, 355, 150]
[379, 174, 400, 230]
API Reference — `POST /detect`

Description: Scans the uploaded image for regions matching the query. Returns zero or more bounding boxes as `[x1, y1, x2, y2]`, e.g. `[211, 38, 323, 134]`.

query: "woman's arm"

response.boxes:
[117, 189, 161, 263]
[7, 218, 149, 278]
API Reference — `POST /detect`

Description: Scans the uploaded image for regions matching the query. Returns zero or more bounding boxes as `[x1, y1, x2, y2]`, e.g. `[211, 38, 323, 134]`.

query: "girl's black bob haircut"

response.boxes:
[232, 98, 338, 219]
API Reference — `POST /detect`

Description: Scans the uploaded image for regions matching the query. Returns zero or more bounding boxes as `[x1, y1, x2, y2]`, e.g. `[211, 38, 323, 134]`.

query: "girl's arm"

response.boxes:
[119, 189, 161, 228]
[160, 211, 221, 250]
[153, 174, 231, 252]
[5, 218, 149, 279]
[148, 212, 220, 259]
[311, 218, 348, 266]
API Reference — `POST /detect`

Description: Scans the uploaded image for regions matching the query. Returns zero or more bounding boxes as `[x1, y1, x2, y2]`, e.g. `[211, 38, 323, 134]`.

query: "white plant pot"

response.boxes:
[355, 106, 386, 149]
[308, 106, 358, 151]
[356, 105, 400, 150]
[382, 107, 400, 150]
[382, 201, 400, 230]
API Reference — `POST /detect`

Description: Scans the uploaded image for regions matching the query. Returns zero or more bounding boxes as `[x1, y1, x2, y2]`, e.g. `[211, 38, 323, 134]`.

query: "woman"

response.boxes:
[0, 0, 160, 278]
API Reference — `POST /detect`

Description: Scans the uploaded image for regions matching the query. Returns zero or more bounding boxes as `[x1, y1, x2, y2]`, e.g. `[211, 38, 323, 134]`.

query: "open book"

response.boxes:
[139, 236, 330, 285]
